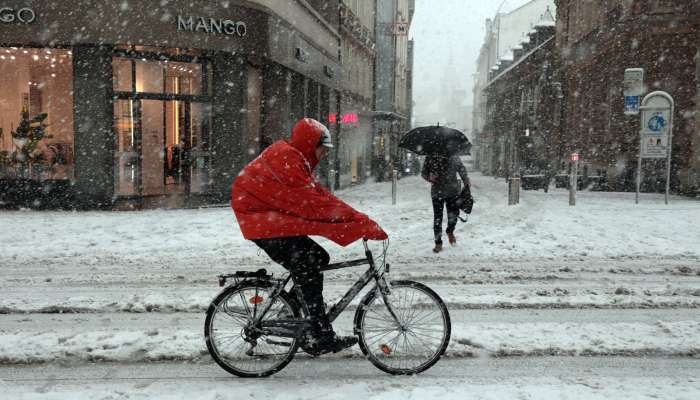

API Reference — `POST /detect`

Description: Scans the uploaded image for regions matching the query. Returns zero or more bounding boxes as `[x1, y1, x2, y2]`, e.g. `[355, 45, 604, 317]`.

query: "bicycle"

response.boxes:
[204, 239, 451, 377]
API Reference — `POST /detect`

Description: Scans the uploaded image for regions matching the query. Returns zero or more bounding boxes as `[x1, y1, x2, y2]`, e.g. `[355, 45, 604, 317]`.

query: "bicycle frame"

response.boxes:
[249, 240, 394, 336]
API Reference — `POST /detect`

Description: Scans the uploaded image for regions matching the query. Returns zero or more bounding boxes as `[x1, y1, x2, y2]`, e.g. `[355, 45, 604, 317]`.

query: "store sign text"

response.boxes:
[329, 113, 360, 127]
[177, 15, 247, 37]
[0, 7, 36, 24]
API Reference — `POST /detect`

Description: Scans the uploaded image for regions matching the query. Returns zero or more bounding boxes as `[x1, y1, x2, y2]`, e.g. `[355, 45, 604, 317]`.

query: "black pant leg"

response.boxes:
[445, 195, 460, 234]
[432, 197, 445, 244]
[252, 236, 329, 318]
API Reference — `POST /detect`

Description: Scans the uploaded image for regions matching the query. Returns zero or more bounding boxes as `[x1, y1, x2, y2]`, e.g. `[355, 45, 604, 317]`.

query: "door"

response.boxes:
[114, 99, 210, 197]
[114, 99, 140, 196]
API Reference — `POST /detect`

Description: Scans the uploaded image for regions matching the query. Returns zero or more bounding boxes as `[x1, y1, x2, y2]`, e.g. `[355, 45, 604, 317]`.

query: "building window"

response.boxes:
[112, 50, 211, 197]
[0, 47, 74, 181]
[113, 58, 205, 96]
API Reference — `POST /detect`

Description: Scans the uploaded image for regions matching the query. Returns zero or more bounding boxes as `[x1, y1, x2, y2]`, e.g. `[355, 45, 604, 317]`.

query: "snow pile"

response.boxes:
[2, 283, 700, 314]
[2, 320, 698, 365]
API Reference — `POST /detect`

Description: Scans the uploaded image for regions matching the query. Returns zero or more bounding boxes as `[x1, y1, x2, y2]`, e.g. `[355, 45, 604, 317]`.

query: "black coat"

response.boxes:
[421, 155, 469, 199]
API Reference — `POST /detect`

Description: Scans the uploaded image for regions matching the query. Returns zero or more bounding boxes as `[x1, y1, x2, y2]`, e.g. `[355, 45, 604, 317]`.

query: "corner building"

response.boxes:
[0, 0, 341, 208]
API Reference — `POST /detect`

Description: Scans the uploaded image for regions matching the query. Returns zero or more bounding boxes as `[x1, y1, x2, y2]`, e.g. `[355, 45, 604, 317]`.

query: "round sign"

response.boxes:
[647, 113, 666, 132]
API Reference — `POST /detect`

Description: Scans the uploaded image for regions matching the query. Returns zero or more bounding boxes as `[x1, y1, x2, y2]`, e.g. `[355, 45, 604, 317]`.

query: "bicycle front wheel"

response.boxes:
[204, 281, 300, 378]
[355, 280, 451, 375]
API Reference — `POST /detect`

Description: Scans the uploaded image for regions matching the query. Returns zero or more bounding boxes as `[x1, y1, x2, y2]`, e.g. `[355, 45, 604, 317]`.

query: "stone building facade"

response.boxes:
[472, 0, 555, 173]
[335, 0, 376, 188]
[554, 0, 700, 194]
[373, 0, 415, 180]
[482, 13, 560, 179]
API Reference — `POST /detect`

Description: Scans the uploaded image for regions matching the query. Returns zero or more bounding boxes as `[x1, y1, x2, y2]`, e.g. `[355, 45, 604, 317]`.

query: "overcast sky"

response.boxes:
[410, 0, 531, 126]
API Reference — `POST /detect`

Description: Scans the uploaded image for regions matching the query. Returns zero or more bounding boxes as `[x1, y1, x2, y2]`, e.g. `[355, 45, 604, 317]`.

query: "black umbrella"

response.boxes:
[399, 125, 471, 156]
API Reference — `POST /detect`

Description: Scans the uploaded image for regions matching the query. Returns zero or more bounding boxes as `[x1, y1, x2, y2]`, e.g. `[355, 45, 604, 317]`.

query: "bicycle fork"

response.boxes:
[374, 272, 403, 329]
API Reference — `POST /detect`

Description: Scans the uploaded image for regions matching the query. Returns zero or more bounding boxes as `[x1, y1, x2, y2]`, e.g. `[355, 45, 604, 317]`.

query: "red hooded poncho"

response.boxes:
[231, 119, 388, 246]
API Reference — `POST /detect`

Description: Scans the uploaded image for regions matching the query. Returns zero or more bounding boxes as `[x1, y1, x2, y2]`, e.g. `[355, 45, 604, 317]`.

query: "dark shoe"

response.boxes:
[301, 316, 357, 356]
[303, 333, 358, 356]
[432, 243, 443, 253]
[447, 233, 456, 245]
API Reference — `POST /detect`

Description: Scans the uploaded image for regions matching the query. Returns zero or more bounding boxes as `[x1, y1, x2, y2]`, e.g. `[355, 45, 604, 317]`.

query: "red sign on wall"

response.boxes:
[328, 113, 359, 126]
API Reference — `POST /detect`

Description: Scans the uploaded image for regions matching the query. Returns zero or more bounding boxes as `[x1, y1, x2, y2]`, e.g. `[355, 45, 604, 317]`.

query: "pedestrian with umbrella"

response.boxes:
[399, 125, 471, 253]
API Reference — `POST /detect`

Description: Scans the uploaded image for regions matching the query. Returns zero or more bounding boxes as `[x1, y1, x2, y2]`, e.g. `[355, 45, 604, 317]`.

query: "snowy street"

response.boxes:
[3, 358, 700, 400]
[1, 173, 699, 398]
[2, 0, 699, 397]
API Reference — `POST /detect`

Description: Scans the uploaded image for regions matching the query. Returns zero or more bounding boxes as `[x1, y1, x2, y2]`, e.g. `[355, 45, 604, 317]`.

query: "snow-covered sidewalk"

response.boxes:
[1, 173, 699, 269]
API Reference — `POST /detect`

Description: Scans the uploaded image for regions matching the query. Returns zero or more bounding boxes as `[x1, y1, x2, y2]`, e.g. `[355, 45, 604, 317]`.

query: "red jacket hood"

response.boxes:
[288, 118, 326, 170]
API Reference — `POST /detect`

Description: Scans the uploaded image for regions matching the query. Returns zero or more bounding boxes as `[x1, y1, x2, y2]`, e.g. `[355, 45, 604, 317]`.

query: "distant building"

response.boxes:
[334, 0, 377, 188]
[373, 0, 415, 181]
[414, 54, 470, 133]
[482, 10, 559, 178]
[472, 0, 555, 173]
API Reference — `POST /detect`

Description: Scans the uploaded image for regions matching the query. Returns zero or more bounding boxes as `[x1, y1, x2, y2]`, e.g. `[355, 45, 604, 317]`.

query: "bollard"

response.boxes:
[508, 176, 520, 205]
[569, 159, 578, 206]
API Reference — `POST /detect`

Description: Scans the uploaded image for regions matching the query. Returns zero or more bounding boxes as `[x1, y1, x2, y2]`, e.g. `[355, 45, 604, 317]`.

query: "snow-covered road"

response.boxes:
[2, 358, 699, 400]
[1, 173, 699, 398]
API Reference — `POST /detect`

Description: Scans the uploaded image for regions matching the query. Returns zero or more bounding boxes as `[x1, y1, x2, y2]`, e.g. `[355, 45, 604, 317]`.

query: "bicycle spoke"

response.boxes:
[406, 329, 443, 341]
[207, 284, 298, 376]
[359, 282, 449, 374]
[405, 308, 440, 327]
[405, 330, 438, 355]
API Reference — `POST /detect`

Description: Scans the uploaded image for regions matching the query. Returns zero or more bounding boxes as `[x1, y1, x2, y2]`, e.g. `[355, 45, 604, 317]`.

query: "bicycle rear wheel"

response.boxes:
[205, 281, 300, 377]
[355, 280, 451, 375]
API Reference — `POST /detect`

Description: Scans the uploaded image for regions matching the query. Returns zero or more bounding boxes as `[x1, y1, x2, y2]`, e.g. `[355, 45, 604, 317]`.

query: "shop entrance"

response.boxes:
[114, 99, 210, 197]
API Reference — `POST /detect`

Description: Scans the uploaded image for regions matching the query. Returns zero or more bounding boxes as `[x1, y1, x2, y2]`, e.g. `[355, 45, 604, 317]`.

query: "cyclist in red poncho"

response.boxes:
[231, 118, 387, 354]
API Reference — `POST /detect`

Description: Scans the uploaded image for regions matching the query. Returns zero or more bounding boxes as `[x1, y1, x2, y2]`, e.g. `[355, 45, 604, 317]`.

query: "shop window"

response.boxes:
[112, 57, 132, 92]
[0, 47, 74, 181]
[115, 45, 202, 58]
[114, 57, 204, 96]
[113, 99, 138, 196]
[165, 62, 202, 95]
[135, 59, 165, 93]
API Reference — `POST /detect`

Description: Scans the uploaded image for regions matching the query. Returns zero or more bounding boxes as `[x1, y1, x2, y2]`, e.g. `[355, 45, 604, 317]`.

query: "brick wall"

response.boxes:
[555, 0, 700, 193]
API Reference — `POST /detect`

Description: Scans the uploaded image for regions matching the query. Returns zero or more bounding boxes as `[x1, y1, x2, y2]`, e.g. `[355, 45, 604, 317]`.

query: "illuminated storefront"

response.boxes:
[0, 1, 340, 208]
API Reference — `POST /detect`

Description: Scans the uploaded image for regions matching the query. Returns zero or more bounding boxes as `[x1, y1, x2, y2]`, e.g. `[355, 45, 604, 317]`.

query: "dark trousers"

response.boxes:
[252, 236, 329, 318]
[432, 196, 460, 244]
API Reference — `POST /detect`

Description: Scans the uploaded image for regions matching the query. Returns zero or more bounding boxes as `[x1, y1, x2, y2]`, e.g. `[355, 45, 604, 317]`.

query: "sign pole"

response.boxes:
[635, 149, 642, 204]
[665, 101, 674, 205]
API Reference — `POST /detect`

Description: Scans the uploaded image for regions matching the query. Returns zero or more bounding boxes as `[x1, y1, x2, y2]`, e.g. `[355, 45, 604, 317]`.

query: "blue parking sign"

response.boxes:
[624, 96, 640, 115]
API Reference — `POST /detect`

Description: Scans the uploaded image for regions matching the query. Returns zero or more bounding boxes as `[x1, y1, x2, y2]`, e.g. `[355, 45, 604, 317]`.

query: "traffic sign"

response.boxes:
[571, 153, 579, 161]
[624, 68, 644, 96]
[624, 96, 640, 115]
[640, 134, 668, 158]
[641, 109, 671, 136]
[636, 91, 674, 205]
